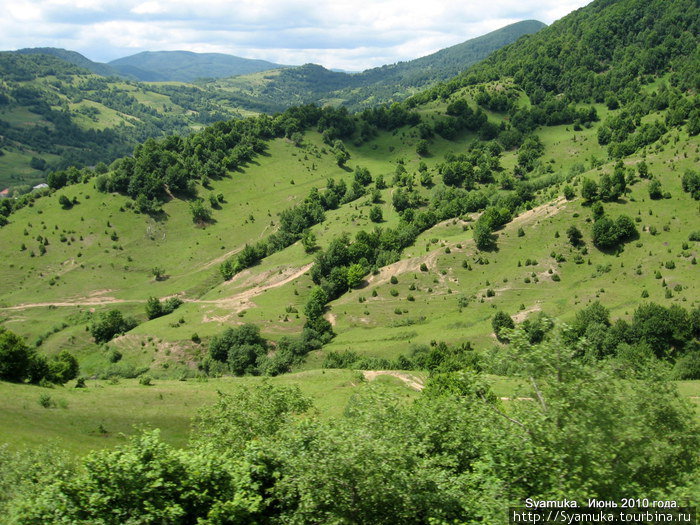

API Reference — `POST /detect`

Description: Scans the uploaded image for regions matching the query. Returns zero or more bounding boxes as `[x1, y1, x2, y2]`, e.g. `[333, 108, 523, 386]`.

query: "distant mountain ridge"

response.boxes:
[208, 20, 547, 111]
[108, 51, 290, 82]
[15, 47, 124, 78]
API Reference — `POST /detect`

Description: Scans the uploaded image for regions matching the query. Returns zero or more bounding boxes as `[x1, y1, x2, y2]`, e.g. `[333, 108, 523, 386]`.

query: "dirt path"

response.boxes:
[363, 370, 425, 391]
[1, 262, 311, 313]
[507, 197, 566, 229]
[193, 263, 313, 320]
[0, 289, 138, 310]
[512, 301, 543, 323]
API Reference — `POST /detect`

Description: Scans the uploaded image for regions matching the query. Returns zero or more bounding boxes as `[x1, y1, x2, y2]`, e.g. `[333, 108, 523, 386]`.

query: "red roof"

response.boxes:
[0, 188, 10, 196]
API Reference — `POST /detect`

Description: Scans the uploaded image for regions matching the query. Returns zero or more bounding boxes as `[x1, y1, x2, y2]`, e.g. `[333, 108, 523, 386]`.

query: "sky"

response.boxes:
[1, 0, 591, 71]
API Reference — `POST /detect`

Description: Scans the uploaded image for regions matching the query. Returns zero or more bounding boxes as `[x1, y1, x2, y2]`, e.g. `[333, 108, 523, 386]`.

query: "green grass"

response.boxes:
[0, 369, 419, 454]
[1, 81, 698, 455]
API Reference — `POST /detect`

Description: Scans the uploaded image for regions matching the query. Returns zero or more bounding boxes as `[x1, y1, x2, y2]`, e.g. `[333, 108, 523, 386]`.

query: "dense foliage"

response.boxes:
[0, 328, 78, 384]
[2, 334, 697, 523]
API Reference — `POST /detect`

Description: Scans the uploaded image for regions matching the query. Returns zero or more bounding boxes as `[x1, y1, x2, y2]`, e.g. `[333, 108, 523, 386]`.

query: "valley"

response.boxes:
[0, 0, 698, 522]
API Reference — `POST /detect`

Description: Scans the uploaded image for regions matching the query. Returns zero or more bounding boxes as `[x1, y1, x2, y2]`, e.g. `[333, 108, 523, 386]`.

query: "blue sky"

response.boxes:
[2, 0, 591, 70]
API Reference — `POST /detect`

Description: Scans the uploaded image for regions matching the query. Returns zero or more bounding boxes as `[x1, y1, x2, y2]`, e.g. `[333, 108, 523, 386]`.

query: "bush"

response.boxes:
[672, 351, 700, 380]
[90, 310, 138, 343]
[139, 375, 153, 386]
[38, 393, 55, 408]
[209, 324, 268, 376]
[0, 328, 32, 382]
[492, 311, 515, 342]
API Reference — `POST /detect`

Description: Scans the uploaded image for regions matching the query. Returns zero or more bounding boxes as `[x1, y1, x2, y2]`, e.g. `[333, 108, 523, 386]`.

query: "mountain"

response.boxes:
[0, 21, 543, 188]
[15, 47, 125, 78]
[0, 51, 249, 190]
[0, 0, 699, 518]
[109, 50, 290, 82]
[211, 20, 547, 111]
[346, 20, 547, 93]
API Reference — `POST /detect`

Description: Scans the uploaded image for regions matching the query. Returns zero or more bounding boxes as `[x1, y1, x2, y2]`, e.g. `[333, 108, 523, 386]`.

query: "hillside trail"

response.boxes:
[0, 289, 139, 310]
[192, 262, 313, 310]
[1, 198, 566, 312]
[363, 370, 425, 391]
[1, 262, 311, 312]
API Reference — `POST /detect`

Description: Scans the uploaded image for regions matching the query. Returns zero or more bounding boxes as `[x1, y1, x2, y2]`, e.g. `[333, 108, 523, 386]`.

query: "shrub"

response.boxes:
[369, 205, 383, 223]
[38, 393, 55, 408]
[90, 310, 138, 343]
[672, 351, 700, 380]
[492, 311, 515, 342]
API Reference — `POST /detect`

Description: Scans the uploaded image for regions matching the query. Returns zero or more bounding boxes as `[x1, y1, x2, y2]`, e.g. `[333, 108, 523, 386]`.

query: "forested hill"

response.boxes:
[0, 21, 540, 190]
[108, 51, 290, 82]
[0, 52, 247, 190]
[15, 48, 125, 78]
[411, 0, 699, 104]
[0, 0, 699, 519]
[341, 20, 547, 97]
[209, 20, 546, 111]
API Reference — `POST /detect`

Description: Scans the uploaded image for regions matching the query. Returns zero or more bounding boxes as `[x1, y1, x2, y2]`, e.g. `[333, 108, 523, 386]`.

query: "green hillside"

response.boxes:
[109, 50, 289, 82]
[0, 0, 699, 521]
[16, 48, 125, 78]
[0, 52, 251, 191]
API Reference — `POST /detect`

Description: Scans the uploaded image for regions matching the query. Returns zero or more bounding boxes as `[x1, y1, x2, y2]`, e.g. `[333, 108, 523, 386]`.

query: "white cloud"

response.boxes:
[0, 0, 592, 69]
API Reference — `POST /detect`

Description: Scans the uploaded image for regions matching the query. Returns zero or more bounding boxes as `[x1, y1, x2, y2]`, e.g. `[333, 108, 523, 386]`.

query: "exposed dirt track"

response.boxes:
[0, 289, 136, 310]
[363, 370, 425, 391]
[195, 263, 313, 321]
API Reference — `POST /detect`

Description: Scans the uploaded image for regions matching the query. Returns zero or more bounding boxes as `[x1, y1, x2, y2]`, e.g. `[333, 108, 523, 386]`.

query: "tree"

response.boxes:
[681, 169, 700, 199]
[304, 286, 328, 320]
[581, 178, 598, 202]
[346, 263, 366, 289]
[566, 225, 583, 247]
[416, 139, 429, 156]
[474, 220, 495, 251]
[189, 200, 212, 223]
[563, 185, 575, 200]
[90, 310, 137, 343]
[301, 230, 318, 254]
[369, 205, 383, 223]
[208, 324, 268, 375]
[592, 216, 619, 248]
[591, 201, 605, 220]
[648, 178, 663, 199]
[58, 195, 72, 209]
[615, 214, 636, 241]
[48, 351, 79, 384]
[0, 328, 32, 382]
[145, 296, 164, 319]
[492, 311, 515, 342]
[637, 160, 649, 178]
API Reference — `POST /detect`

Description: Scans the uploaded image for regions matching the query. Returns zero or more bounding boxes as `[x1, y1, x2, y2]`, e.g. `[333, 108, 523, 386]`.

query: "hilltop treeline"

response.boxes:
[413, 0, 699, 104]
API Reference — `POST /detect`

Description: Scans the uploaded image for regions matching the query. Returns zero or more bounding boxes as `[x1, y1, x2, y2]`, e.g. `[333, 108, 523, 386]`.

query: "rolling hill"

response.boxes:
[208, 20, 547, 111]
[0, 0, 699, 519]
[0, 21, 541, 192]
[109, 50, 290, 82]
[15, 48, 125, 78]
